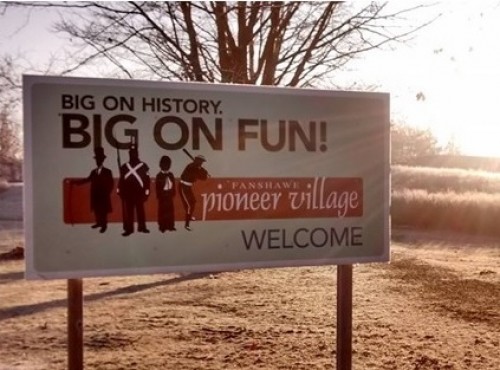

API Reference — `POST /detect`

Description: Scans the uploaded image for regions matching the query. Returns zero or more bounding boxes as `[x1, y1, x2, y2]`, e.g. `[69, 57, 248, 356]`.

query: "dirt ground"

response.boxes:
[1, 184, 499, 369]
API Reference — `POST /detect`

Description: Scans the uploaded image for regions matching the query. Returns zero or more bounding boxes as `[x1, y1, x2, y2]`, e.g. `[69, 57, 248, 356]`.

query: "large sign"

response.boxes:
[23, 75, 390, 279]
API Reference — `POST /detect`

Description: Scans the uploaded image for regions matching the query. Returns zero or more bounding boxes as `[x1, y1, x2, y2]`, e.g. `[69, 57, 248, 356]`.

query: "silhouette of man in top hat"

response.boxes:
[180, 154, 209, 231]
[72, 146, 114, 233]
[118, 144, 150, 236]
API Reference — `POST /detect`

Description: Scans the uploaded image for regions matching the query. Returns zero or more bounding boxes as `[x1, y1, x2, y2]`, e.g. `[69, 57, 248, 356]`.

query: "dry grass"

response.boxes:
[385, 255, 499, 326]
[392, 165, 500, 194]
[391, 189, 500, 235]
[392, 166, 500, 236]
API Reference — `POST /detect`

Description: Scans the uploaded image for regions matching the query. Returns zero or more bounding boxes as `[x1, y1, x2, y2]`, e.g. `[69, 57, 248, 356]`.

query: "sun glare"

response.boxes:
[347, 1, 500, 159]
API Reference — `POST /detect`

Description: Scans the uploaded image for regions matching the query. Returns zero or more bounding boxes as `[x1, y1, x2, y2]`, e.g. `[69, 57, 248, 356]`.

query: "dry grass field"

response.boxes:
[392, 165, 500, 236]
[1, 178, 499, 370]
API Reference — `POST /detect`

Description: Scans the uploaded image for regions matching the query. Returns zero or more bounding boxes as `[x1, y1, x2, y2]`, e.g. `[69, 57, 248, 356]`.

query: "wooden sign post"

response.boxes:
[68, 279, 83, 370]
[336, 265, 353, 370]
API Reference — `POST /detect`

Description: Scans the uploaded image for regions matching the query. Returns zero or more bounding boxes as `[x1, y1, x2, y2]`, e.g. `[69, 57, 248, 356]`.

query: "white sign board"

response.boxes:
[23, 75, 390, 279]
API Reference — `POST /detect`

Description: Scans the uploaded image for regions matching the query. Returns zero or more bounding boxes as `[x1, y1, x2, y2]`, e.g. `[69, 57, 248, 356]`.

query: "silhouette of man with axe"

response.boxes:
[180, 149, 209, 231]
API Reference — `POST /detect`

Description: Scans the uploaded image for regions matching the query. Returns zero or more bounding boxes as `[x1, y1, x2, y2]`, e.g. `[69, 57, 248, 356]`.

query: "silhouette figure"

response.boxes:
[156, 155, 176, 233]
[72, 146, 114, 233]
[180, 154, 209, 231]
[118, 144, 150, 236]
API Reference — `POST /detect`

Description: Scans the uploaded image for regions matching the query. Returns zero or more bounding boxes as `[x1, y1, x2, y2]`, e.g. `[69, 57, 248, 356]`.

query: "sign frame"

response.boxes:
[23, 75, 390, 279]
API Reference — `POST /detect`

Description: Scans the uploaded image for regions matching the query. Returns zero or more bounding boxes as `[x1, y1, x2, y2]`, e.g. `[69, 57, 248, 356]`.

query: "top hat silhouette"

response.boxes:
[94, 146, 106, 160]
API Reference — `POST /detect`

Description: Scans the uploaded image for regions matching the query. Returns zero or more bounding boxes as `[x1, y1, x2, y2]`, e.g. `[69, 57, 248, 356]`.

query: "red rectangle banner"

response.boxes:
[63, 177, 362, 224]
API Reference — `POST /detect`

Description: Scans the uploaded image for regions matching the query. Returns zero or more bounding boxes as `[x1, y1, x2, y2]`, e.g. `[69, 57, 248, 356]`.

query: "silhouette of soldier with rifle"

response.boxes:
[117, 139, 151, 236]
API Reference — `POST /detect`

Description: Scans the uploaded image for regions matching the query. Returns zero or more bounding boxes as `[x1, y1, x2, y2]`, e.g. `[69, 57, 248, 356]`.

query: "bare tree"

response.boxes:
[2, 1, 434, 87]
[0, 58, 22, 181]
[0, 56, 22, 163]
[0, 105, 21, 161]
[391, 123, 442, 165]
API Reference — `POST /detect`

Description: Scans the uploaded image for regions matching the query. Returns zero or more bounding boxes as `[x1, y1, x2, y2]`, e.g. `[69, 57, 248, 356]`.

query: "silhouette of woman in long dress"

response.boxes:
[156, 155, 176, 232]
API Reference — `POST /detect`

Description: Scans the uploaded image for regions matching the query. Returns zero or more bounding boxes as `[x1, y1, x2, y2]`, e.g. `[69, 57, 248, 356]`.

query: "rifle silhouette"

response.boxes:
[116, 138, 133, 227]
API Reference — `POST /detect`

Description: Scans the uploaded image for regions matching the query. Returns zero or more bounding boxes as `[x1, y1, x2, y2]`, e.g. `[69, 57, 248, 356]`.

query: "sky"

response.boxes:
[358, 0, 500, 158]
[2, 1, 500, 157]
